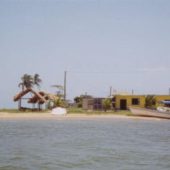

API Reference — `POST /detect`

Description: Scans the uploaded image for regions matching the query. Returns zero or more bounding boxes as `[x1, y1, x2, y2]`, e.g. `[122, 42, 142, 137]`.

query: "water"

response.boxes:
[0, 118, 170, 170]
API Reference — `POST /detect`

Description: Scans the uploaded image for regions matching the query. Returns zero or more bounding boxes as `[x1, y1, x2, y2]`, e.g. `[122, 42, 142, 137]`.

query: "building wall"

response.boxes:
[82, 98, 94, 110]
[82, 95, 170, 110]
[115, 95, 145, 110]
[82, 98, 105, 110]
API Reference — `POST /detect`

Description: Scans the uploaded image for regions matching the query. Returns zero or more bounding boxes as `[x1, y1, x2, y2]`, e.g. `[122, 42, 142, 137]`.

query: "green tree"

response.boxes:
[74, 95, 93, 108]
[145, 95, 156, 108]
[102, 98, 112, 111]
[33, 74, 42, 89]
[51, 85, 64, 98]
[18, 74, 34, 90]
[18, 73, 42, 90]
[74, 96, 82, 107]
[53, 98, 65, 107]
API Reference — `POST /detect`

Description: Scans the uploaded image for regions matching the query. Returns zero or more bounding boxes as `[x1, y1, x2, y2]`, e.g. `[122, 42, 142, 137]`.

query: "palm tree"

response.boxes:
[51, 85, 64, 97]
[18, 74, 42, 91]
[18, 74, 34, 90]
[18, 74, 33, 110]
[33, 74, 42, 90]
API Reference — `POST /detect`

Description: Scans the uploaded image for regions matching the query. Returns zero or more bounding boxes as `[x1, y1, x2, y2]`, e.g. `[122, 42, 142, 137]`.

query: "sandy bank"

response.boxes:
[0, 112, 164, 121]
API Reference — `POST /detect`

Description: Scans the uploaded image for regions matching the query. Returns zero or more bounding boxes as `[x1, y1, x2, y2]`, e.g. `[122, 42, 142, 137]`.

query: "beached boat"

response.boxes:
[129, 107, 170, 119]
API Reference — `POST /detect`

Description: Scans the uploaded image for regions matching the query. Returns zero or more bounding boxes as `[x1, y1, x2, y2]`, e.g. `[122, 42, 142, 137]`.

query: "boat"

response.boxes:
[129, 107, 170, 119]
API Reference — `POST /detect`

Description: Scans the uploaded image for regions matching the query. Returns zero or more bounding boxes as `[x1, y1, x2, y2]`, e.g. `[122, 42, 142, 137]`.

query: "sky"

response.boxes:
[0, 0, 170, 108]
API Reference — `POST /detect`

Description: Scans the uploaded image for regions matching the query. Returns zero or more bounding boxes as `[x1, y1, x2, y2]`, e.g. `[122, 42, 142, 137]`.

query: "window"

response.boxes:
[132, 98, 140, 105]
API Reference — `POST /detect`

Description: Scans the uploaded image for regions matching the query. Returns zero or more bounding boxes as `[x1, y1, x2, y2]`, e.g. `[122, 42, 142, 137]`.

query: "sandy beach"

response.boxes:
[0, 111, 164, 120]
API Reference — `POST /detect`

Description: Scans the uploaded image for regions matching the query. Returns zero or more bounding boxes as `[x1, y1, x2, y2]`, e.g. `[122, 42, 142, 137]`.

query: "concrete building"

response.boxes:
[82, 94, 170, 111]
[114, 95, 146, 110]
[82, 98, 105, 110]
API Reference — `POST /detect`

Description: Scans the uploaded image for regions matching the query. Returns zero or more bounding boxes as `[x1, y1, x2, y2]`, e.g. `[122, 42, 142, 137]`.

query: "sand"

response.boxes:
[0, 111, 163, 120]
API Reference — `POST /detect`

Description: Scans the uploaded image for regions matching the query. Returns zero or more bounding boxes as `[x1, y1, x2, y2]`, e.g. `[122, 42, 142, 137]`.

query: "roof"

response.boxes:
[14, 88, 47, 103]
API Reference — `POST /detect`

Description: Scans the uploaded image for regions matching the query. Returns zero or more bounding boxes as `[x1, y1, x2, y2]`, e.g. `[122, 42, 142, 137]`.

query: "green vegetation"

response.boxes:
[51, 85, 64, 98]
[19, 73, 42, 90]
[0, 109, 47, 113]
[0, 109, 20, 113]
[0, 108, 132, 116]
[67, 107, 87, 113]
[102, 98, 112, 111]
[74, 96, 83, 107]
[53, 98, 65, 107]
[67, 107, 131, 116]
[74, 95, 93, 108]
[145, 95, 156, 109]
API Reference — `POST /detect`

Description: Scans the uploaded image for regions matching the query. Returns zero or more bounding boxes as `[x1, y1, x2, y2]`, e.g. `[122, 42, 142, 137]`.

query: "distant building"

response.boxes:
[82, 98, 105, 110]
[82, 94, 170, 111]
[82, 95, 146, 110]
[114, 95, 145, 110]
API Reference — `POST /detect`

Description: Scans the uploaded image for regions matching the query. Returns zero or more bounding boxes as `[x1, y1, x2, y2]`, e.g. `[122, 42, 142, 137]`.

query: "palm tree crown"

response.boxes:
[18, 73, 42, 90]
[34, 74, 42, 89]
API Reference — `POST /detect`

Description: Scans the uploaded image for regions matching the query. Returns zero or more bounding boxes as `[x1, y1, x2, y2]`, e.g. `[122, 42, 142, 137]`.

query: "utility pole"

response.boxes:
[169, 88, 170, 95]
[64, 71, 67, 101]
[110, 86, 112, 97]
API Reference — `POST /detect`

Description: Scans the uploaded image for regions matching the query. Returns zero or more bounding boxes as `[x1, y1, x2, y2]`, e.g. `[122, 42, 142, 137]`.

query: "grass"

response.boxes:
[0, 107, 132, 116]
[67, 107, 132, 116]
[0, 108, 48, 113]
[67, 107, 87, 113]
[0, 109, 21, 113]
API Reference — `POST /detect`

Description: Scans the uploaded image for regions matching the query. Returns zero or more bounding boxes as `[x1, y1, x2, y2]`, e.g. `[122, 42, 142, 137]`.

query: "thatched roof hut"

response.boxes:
[13, 88, 58, 110]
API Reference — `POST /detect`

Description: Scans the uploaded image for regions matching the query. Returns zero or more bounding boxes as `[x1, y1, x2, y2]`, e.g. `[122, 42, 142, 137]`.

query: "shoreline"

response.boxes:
[0, 111, 165, 120]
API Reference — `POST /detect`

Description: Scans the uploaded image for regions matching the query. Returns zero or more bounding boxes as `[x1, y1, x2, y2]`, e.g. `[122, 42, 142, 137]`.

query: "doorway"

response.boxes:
[120, 99, 127, 110]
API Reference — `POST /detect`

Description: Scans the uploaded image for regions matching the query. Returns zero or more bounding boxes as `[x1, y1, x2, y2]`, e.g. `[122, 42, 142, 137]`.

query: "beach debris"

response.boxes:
[51, 107, 67, 115]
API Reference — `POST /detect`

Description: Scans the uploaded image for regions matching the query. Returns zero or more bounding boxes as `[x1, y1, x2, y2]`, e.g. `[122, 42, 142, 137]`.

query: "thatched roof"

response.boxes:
[14, 88, 47, 104]
[28, 92, 58, 104]
[14, 89, 59, 104]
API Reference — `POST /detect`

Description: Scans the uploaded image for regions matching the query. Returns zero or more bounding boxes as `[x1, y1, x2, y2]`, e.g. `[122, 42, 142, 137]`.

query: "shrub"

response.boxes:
[102, 98, 112, 111]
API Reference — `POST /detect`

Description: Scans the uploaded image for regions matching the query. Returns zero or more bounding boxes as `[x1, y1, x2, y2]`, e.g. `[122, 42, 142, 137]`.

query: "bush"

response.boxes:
[145, 95, 156, 108]
[102, 98, 112, 112]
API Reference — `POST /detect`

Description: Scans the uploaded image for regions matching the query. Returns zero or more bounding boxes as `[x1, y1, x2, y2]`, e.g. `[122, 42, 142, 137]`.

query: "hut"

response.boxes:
[13, 88, 57, 111]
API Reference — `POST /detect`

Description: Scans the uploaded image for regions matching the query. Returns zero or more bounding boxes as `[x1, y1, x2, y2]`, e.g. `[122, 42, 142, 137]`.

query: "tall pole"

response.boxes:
[64, 71, 66, 101]
[169, 88, 170, 95]
[110, 86, 112, 97]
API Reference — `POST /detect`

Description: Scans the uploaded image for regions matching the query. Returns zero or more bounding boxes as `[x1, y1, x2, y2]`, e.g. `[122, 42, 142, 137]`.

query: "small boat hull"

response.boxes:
[129, 107, 170, 119]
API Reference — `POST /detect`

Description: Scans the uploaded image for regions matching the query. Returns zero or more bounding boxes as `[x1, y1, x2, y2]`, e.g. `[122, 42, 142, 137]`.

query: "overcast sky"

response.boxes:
[0, 0, 170, 108]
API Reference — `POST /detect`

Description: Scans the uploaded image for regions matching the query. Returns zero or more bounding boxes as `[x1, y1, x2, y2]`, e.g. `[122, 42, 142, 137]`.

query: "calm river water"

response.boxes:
[0, 118, 170, 170]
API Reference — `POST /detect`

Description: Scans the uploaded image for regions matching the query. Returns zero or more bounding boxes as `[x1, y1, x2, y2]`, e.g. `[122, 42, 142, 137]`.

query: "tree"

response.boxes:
[18, 74, 34, 90]
[145, 95, 156, 108]
[74, 96, 83, 107]
[53, 98, 65, 107]
[74, 95, 93, 108]
[51, 85, 64, 98]
[33, 74, 42, 90]
[18, 73, 42, 90]
[102, 98, 112, 112]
